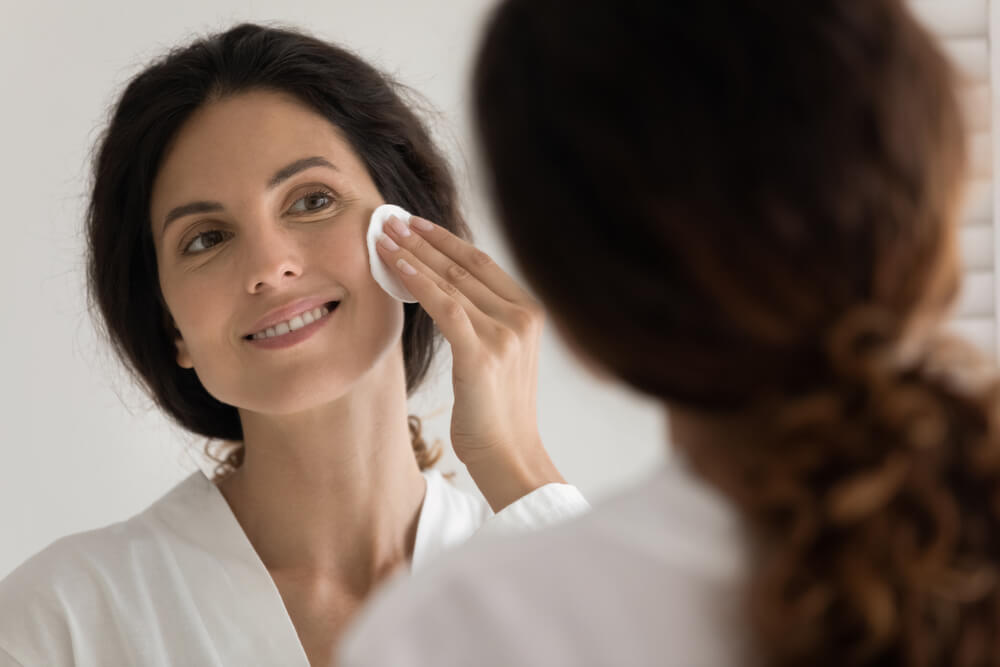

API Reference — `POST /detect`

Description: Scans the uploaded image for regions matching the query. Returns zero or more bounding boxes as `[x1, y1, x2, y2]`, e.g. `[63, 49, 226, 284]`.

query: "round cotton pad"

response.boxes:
[367, 204, 418, 303]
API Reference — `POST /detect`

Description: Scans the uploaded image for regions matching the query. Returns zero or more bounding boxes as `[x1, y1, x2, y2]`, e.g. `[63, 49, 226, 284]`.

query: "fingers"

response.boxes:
[375, 226, 488, 357]
[403, 216, 536, 308]
[380, 216, 543, 334]
[379, 218, 495, 327]
[376, 214, 547, 354]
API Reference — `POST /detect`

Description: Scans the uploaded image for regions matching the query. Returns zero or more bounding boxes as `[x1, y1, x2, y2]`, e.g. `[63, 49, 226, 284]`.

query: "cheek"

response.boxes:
[311, 220, 384, 293]
[159, 270, 227, 348]
[315, 226, 407, 344]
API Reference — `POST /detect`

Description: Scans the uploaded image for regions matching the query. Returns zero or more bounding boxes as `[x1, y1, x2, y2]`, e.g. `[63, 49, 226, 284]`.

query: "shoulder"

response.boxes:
[0, 471, 210, 606]
[0, 518, 156, 663]
[341, 464, 750, 667]
[0, 473, 205, 665]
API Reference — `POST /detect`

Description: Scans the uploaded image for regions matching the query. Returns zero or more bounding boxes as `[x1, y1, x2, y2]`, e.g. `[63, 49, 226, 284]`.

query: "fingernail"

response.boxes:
[377, 233, 399, 251]
[411, 217, 434, 231]
[397, 258, 417, 275]
[388, 217, 411, 237]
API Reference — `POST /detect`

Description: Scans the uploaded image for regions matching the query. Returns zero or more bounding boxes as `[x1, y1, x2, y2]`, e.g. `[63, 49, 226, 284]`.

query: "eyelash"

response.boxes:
[181, 189, 337, 255]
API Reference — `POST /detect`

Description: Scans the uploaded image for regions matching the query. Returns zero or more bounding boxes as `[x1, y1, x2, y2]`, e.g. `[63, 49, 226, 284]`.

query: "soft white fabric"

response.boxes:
[366, 204, 417, 303]
[0, 469, 589, 667]
[339, 461, 750, 667]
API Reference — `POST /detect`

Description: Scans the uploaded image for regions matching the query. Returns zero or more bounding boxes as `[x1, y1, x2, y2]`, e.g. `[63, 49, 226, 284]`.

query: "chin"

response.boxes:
[192, 359, 356, 417]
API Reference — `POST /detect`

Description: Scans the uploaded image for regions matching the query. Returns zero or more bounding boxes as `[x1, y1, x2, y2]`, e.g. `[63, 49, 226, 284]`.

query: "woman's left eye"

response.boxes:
[288, 191, 334, 214]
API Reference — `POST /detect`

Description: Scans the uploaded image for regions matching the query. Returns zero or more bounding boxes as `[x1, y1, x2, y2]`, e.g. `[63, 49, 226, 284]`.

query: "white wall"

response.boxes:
[0, 0, 667, 578]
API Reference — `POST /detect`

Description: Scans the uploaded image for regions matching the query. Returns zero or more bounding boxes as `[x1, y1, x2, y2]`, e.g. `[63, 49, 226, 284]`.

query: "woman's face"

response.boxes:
[150, 90, 404, 415]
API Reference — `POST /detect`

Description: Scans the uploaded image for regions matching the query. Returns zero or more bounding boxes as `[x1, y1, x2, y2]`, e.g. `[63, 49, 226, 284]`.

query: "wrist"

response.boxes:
[465, 442, 566, 513]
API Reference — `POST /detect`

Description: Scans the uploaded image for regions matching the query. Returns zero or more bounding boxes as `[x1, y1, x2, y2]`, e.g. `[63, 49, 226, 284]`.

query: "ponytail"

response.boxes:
[687, 307, 1000, 665]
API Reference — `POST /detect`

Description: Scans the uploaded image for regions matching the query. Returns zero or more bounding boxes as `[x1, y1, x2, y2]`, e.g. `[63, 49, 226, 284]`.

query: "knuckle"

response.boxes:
[443, 299, 465, 322]
[409, 236, 428, 253]
[470, 248, 493, 268]
[511, 305, 543, 334]
[436, 279, 460, 297]
[446, 263, 470, 282]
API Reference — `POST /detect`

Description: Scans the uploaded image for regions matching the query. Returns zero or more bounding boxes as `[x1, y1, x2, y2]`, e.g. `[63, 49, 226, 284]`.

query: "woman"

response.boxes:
[339, 0, 1000, 665]
[0, 23, 587, 667]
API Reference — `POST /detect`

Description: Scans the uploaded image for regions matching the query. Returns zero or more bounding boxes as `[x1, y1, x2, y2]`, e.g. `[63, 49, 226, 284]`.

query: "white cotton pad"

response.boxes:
[367, 204, 418, 303]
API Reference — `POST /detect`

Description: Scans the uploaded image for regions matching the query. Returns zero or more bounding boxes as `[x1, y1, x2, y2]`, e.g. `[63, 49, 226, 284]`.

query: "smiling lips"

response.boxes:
[249, 303, 337, 340]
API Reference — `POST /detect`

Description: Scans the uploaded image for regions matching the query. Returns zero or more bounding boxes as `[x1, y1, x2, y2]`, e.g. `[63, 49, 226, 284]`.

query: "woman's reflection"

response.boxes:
[0, 23, 588, 667]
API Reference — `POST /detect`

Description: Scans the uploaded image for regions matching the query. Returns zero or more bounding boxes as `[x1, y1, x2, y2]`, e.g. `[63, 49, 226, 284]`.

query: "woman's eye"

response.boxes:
[184, 230, 228, 254]
[288, 191, 334, 214]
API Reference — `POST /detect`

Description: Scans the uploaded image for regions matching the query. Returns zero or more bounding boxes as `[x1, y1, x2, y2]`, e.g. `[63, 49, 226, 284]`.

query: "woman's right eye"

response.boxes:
[183, 230, 229, 254]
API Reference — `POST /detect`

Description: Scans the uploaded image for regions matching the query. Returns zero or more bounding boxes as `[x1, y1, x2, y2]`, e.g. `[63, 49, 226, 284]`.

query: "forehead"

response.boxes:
[150, 90, 370, 218]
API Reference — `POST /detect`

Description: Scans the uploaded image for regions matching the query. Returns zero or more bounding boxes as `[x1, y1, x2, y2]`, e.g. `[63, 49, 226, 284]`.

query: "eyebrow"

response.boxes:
[160, 156, 339, 238]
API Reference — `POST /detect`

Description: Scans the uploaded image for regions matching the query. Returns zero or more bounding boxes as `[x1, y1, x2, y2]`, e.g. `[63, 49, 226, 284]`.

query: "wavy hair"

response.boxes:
[472, 0, 1000, 663]
[87, 23, 468, 474]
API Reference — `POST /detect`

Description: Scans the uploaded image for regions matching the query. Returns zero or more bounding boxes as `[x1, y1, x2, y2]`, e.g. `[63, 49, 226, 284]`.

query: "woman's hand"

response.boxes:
[377, 215, 565, 512]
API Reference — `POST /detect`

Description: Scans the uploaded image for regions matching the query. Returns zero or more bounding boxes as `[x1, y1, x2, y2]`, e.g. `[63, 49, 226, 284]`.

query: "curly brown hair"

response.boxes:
[87, 24, 466, 475]
[473, 0, 996, 663]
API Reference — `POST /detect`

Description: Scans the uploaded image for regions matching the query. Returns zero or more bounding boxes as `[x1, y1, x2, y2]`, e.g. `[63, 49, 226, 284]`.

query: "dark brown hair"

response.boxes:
[87, 23, 468, 473]
[474, 0, 1000, 664]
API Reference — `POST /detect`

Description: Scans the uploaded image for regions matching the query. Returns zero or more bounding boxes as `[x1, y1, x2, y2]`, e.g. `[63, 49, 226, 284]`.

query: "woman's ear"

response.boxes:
[172, 323, 194, 369]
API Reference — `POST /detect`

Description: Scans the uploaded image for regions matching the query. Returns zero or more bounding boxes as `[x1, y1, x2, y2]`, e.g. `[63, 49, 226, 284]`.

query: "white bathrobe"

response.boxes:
[0, 469, 589, 666]
[339, 461, 749, 667]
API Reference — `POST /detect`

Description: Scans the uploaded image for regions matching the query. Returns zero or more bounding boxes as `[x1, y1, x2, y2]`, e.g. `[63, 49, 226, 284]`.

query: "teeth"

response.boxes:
[250, 303, 335, 340]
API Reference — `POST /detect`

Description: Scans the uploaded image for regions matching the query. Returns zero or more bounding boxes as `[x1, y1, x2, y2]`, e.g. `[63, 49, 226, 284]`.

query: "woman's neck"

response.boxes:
[218, 346, 427, 595]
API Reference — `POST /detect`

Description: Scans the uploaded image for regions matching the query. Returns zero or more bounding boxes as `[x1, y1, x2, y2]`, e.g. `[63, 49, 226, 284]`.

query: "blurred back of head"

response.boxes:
[472, 1, 1000, 664]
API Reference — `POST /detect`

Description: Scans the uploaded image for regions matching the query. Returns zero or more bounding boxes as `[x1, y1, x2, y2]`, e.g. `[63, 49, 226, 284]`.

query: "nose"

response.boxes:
[243, 225, 304, 294]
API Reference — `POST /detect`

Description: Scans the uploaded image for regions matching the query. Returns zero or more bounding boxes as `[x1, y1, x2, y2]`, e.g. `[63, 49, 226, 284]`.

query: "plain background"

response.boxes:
[0, 0, 667, 578]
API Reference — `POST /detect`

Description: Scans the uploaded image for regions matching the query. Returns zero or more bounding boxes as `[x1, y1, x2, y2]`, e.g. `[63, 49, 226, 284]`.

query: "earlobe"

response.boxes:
[174, 330, 194, 369]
